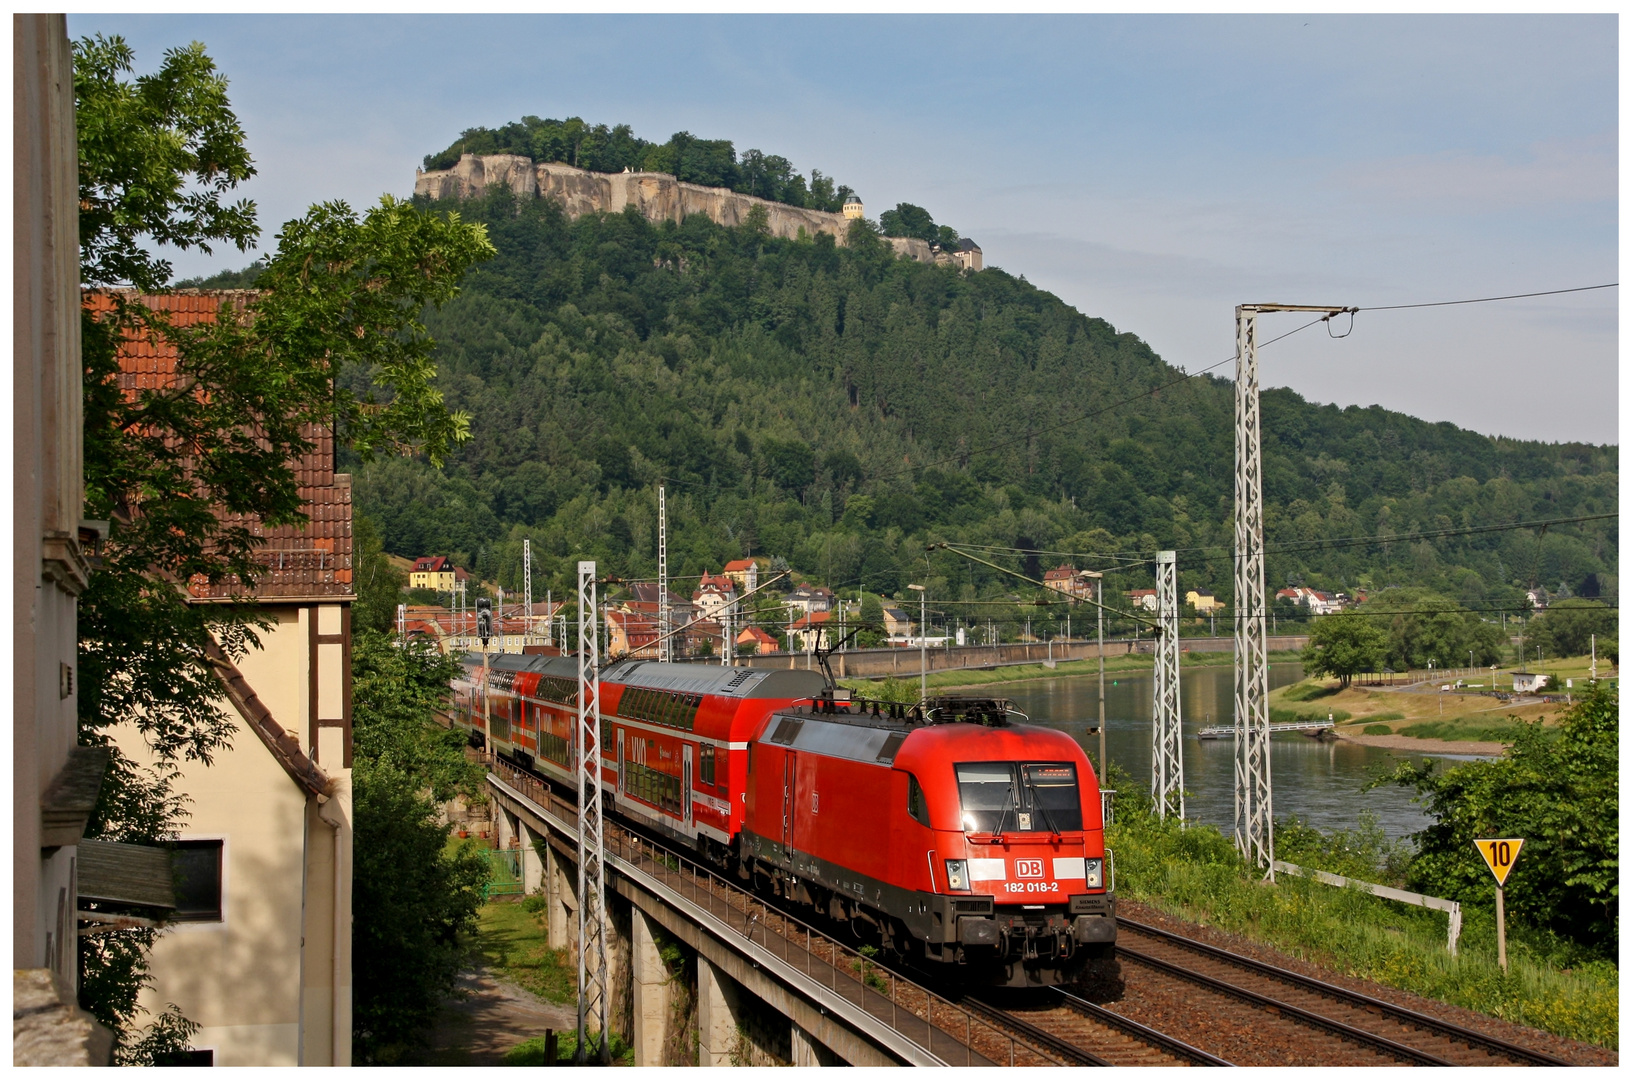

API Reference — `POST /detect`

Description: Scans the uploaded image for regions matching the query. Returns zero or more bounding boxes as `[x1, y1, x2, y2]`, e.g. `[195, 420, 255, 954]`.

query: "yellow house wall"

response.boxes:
[117, 601, 352, 1065]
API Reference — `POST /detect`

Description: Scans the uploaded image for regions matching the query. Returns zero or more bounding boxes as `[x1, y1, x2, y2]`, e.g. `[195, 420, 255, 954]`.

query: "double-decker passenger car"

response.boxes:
[452, 655, 1117, 991]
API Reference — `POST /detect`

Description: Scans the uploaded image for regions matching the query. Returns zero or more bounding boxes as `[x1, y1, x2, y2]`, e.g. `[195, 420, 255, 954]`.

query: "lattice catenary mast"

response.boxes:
[575, 560, 610, 1063]
[523, 538, 533, 643]
[1234, 303, 1349, 874]
[1152, 550, 1184, 820]
[658, 484, 670, 663]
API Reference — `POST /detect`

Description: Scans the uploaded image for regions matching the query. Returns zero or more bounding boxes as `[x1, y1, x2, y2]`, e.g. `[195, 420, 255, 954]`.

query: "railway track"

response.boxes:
[970, 988, 1232, 1067]
[1115, 917, 1574, 1067]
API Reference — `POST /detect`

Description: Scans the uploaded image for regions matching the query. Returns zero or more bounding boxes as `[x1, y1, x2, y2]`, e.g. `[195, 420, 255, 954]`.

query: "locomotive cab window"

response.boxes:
[907, 774, 929, 826]
[955, 762, 1082, 833]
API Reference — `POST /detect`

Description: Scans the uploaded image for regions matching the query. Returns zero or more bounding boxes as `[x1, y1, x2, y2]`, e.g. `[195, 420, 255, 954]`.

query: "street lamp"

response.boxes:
[907, 584, 927, 701]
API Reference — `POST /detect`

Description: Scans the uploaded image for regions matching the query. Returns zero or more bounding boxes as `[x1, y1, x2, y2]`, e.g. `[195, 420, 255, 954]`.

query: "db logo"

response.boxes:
[1015, 859, 1045, 879]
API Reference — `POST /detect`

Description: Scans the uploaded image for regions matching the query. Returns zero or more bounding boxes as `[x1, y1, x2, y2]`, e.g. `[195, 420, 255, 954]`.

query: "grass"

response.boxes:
[1396, 719, 1536, 744]
[1270, 672, 1599, 742]
[505, 1030, 633, 1066]
[474, 897, 576, 1005]
[1105, 784, 1618, 1048]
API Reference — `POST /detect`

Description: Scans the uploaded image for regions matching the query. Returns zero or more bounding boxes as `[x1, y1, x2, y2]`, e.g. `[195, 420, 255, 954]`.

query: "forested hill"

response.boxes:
[320, 190, 1616, 615]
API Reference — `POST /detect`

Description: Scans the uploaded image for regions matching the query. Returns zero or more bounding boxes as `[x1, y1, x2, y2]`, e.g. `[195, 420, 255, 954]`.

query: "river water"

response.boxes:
[999, 663, 1484, 843]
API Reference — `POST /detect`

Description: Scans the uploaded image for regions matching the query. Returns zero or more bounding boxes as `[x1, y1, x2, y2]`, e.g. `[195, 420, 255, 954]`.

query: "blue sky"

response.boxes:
[70, 14, 1618, 443]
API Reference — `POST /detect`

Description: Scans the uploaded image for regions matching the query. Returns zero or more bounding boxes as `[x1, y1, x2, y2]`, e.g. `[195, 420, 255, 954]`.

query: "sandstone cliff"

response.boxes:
[415, 154, 941, 264]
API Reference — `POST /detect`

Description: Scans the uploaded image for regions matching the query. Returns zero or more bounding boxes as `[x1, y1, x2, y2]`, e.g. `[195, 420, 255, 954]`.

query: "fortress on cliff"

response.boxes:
[415, 154, 981, 271]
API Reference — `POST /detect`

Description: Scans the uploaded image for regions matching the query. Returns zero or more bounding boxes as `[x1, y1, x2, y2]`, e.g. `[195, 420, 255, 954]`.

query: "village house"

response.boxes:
[628, 582, 694, 626]
[788, 610, 834, 651]
[86, 290, 354, 1066]
[784, 583, 834, 616]
[1042, 564, 1096, 600]
[1276, 586, 1344, 615]
[691, 572, 737, 621]
[607, 608, 660, 659]
[721, 558, 761, 593]
[408, 555, 466, 592]
[881, 606, 914, 640]
[1125, 589, 1158, 613]
[735, 626, 780, 655]
[1186, 590, 1223, 614]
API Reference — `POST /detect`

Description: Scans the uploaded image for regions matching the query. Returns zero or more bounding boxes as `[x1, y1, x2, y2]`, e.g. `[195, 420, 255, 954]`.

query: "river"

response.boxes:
[998, 663, 1492, 843]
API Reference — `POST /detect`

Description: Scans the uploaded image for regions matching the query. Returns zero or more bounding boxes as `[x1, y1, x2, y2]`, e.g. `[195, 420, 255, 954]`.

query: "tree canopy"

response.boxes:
[423, 114, 855, 213]
[318, 187, 1614, 641]
[1301, 614, 1387, 687]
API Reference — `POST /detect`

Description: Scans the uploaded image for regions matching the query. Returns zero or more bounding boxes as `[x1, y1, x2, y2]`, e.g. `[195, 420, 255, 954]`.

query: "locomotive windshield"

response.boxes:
[955, 762, 1083, 833]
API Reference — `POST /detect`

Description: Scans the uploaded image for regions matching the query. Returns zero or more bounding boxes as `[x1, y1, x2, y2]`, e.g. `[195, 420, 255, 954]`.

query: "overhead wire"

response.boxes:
[857, 281, 1617, 487]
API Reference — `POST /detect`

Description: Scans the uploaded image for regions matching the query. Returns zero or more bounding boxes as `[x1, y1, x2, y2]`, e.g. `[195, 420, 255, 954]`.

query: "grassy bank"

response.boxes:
[839, 649, 1303, 699]
[1269, 666, 1618, 744]
[474, 896, 576, 1006]
[1105, 778, 1617, 1047]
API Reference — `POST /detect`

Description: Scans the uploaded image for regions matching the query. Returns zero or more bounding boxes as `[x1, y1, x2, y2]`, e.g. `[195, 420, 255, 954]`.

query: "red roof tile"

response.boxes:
[86, 290, 353, 602]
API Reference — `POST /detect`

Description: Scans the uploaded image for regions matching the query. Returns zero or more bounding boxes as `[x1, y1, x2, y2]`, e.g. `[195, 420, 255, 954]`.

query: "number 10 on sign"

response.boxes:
[1474, 838, 1524, 971]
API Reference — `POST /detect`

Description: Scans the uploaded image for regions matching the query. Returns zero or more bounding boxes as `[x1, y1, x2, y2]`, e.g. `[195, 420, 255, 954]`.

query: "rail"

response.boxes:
[1118, 916, 1572, 1067]
[486, 756, 1074, 1067]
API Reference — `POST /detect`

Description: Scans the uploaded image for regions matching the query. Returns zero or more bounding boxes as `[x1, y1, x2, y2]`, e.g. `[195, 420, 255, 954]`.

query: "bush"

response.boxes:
[1363, 724, 1393, 736]
[1373, 683, 1618, 956]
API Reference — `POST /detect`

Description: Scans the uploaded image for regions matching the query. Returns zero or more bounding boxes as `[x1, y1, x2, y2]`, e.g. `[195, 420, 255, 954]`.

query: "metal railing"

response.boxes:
[482, 847, 523, 901]
[486, 756, 1071, 1067]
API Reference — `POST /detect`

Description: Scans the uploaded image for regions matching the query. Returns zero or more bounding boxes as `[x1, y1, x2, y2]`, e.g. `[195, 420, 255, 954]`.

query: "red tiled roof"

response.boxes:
[722, 559, 757, 573]
[412, 556, 449, 573]
[736, 627, 778, 644]
[790, 611, 833, 630]
[85, 290, 352, 601]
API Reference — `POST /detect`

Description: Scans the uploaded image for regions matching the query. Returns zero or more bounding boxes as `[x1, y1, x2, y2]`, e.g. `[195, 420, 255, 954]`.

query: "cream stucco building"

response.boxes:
[91, 291, 355, 1066]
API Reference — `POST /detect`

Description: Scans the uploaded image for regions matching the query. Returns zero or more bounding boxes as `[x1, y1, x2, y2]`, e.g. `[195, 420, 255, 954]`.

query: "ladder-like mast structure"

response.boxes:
[1152, 550, 1184, 820]
[658, 484, 670, 663]
[575, 561, 610, 1063]
[1234, 302, 1350, 874]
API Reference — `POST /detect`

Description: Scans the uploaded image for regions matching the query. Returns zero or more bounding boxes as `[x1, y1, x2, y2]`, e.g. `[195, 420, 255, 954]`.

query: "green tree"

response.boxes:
[879, 202, 938, 243]
[1301, 613, 1387, 688]
[1528, 599, 1616, 660]
[73, 33, 491, 1057]
[351, 515, 406, 634]
[857, 592, 886, 648]
[1373, 684, 1618, 955]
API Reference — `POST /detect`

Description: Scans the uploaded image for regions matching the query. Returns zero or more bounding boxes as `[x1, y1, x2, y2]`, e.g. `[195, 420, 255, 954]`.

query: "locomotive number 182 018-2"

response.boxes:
[1004, 881, 1059, 894]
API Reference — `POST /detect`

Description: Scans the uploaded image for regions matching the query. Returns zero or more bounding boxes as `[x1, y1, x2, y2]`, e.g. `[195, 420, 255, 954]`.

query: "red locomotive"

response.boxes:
[452, 654, 1118, 990]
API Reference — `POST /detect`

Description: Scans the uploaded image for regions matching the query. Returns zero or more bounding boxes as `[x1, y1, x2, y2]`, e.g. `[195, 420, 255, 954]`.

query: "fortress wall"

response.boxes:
[415, 154, 937, 263]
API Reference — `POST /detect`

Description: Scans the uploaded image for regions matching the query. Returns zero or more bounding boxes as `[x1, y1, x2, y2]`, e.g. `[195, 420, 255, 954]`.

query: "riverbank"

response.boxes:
[839, 649, 1304, 697]
[1333, 731, 1507, 756]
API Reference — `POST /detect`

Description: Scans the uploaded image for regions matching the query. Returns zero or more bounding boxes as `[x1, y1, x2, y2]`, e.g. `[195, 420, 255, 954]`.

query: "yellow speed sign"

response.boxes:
[1474, 838, 1524, 886]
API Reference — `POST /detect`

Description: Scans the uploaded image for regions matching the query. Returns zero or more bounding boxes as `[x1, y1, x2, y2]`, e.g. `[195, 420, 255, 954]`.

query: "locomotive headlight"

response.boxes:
[1083, 858, 1104, 889]
[944, 859, 969, 891]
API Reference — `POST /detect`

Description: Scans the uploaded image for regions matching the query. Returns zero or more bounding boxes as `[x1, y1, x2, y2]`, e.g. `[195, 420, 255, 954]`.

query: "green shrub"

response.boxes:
[1363, 724, 1392, 736]
[1399, 721, 1526, 743]
[505, 1029, 633, 1066]
[1271, 706, 1351, 723]
[1282, 680, 1342, 703]
[521, 893, 548, 914]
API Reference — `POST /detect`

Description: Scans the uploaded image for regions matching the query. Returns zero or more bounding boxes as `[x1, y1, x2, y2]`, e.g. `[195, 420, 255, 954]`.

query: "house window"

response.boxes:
[170, 840, 223, 922]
